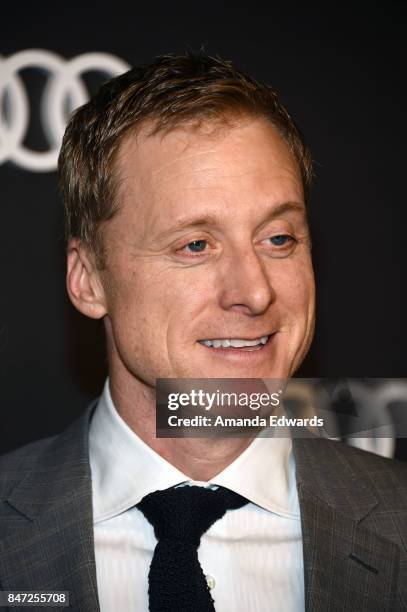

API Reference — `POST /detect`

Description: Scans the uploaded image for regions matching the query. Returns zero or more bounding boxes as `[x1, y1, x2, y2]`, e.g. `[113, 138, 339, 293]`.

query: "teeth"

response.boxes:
[200, 335, 269, 348]
[230, 338, 258, 347]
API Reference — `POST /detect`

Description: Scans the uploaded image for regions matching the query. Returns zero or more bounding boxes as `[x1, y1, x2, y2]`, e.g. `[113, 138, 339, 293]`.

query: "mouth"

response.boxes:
[198, 334, 272, 352]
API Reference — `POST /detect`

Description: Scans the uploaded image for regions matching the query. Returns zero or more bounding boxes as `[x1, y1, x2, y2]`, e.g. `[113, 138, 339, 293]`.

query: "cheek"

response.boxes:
[273, 257, 315, 322]
[164, 274, 213, 348]
[106, 264, 207, 346]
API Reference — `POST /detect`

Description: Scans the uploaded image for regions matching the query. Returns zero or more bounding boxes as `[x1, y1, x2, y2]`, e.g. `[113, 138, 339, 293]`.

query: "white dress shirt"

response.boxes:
[89, 380, 304, 612]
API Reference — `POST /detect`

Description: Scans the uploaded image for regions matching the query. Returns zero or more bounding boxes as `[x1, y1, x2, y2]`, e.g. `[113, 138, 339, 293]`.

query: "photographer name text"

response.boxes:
[167, 414, 324, 428]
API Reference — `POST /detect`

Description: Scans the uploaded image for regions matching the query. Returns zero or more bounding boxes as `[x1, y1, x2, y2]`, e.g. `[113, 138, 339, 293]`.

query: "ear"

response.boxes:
[66, 238, 107, 319]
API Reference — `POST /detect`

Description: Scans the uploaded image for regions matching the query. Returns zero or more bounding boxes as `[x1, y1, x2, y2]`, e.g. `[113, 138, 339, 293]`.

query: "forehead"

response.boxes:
[114, 116, 304, 227]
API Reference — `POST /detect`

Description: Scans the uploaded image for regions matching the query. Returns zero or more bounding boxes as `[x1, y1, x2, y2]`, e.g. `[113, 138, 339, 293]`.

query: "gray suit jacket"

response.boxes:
[0, 403, 406, 611]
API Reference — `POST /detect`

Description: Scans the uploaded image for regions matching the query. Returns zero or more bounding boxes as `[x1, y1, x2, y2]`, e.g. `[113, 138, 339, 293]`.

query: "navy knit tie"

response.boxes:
[137, 485, 248, 612]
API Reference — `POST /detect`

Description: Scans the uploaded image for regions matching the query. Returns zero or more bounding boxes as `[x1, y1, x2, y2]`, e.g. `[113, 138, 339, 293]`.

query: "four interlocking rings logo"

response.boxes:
[0, 49, 130, 172]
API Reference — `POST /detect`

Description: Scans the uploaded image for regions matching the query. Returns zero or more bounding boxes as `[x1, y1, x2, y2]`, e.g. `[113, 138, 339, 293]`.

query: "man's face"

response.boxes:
[99, 116, 315, 386]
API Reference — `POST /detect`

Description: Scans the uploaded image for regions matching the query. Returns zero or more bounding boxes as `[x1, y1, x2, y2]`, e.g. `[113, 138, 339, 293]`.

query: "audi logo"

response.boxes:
[0, 49, 130, 172]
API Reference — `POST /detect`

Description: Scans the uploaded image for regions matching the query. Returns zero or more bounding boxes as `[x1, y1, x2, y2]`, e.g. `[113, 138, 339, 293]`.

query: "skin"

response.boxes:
[67, 116, 315, 479]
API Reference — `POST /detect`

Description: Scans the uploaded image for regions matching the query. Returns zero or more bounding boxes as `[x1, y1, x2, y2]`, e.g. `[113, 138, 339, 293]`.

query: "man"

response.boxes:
[0, 53, 406, 611]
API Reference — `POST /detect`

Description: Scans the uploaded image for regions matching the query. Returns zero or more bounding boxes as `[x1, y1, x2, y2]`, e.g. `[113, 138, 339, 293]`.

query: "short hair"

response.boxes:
[59, 52, 313, 265]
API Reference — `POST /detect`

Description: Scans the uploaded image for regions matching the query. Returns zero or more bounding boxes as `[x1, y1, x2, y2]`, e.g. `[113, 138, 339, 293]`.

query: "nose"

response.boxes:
[218, 244, 276, 316]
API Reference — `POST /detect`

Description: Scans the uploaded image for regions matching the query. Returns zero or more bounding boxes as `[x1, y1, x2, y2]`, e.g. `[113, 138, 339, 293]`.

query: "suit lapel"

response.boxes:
[293, 437, 400, 611]
[0, 405, 100, 612]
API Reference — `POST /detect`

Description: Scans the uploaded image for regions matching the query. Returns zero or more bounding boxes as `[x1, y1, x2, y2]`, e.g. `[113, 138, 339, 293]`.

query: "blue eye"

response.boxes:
[185, 240, 207, 252]
[269, 235, 292, 246]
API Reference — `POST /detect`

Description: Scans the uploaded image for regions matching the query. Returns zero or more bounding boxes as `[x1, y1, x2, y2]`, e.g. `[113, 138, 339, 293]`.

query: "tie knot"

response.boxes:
[137, 485, 248, 547]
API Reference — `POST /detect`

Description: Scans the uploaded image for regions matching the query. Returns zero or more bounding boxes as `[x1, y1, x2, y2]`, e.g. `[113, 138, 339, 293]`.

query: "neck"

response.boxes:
[108, 369, 254, 481]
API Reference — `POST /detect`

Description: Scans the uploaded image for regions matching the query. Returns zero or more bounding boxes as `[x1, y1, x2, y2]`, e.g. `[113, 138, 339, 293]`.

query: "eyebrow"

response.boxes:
[156, 201, 306, 239]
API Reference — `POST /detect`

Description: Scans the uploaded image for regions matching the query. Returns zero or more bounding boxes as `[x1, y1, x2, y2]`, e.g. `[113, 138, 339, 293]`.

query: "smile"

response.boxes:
[198, 335, 270, 349]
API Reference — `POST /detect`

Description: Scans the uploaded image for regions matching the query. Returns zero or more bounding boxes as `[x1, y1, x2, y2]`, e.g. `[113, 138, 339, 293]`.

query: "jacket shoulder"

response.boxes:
[0, 435, 59, 498]
[0, 402, 97, 501]
[328, 438, 407, 478]
[314, 437, 407, 502]
[295, 436, 407, 505]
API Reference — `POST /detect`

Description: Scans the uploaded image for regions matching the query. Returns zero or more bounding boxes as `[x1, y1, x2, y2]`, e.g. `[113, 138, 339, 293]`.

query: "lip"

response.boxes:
[197, 333, 277, 363]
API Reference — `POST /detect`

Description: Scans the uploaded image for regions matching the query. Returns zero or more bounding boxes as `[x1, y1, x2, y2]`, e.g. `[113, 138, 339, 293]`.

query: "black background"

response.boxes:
[0, 1, 406, 455]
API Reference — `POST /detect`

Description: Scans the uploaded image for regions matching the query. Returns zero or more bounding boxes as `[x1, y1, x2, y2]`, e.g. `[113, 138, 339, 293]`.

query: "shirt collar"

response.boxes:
[89, 380, 300, 523]
[210, 429, 299, 518]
